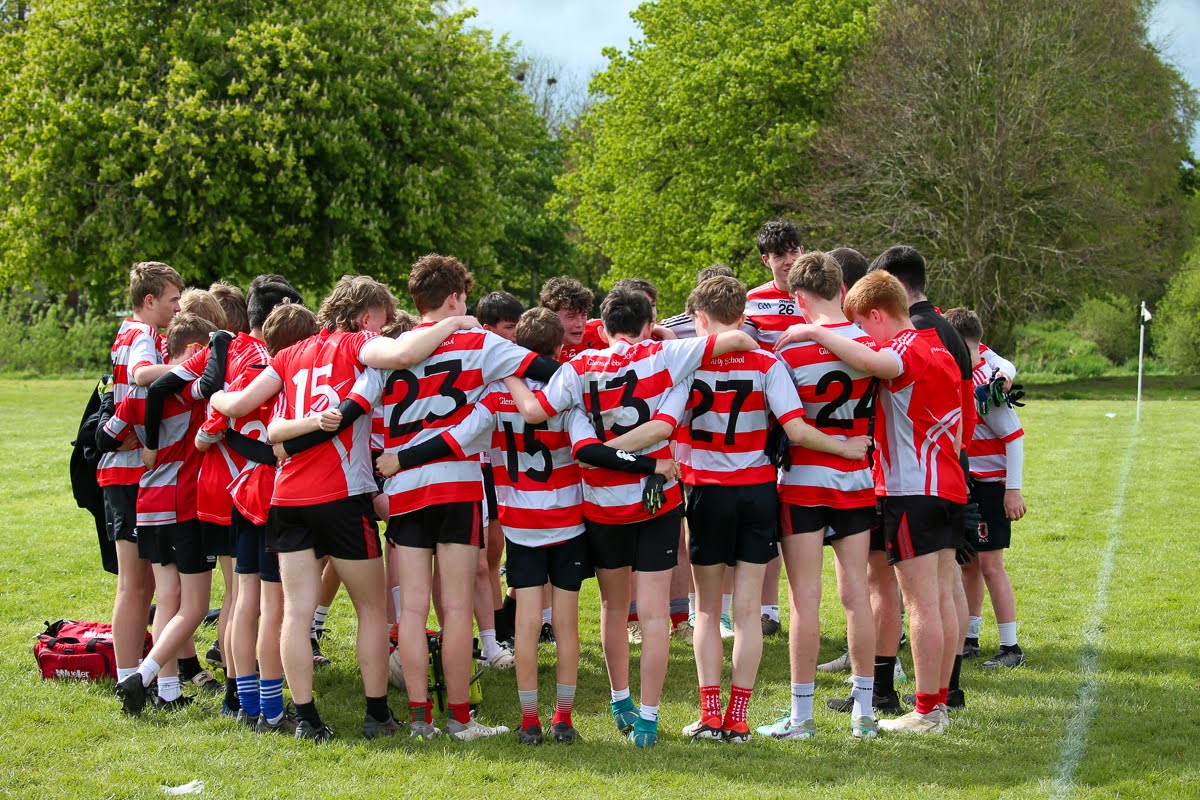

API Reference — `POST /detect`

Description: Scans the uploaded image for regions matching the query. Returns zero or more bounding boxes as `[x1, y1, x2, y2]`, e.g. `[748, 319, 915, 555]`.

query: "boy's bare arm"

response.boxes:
[787, 325, 901, 379]
[359, 315, 480, 370]
[210, 371, 283, 418]
[709, 330, 757, 358]
[132, 363, 173, 386]
[605, 419, 675, 452]
[267, 409, 341, 443]
[502, 376, 551, 424]
[781, 418, 871, 460]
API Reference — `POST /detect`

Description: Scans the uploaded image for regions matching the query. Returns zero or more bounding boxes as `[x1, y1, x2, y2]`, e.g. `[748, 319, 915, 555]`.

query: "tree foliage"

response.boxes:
[0, 0, 563, 301]
[804, 0, 1198, 345]
[557, 0, 871, 310]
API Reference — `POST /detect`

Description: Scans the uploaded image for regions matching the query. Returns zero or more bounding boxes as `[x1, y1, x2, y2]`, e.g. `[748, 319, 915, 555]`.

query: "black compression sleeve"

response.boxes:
[224, 429, 278, 466]
[282, 398, 368, 456]
[144, 372, 189, 449]
[520, 355, 561, 383]
[575, 443, 658, 474]
[395, 435, 455, 470]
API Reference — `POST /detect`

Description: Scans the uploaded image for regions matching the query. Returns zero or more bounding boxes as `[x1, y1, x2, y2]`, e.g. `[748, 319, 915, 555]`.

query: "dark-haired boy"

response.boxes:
[783, 272, 967, 735]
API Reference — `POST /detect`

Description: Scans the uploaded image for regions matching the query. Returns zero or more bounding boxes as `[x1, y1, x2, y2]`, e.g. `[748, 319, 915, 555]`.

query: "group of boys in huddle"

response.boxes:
[94, 217, 1028, 747]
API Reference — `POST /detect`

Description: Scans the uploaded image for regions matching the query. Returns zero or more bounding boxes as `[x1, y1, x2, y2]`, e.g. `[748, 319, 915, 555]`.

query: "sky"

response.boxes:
[467, 0, 1200, 150]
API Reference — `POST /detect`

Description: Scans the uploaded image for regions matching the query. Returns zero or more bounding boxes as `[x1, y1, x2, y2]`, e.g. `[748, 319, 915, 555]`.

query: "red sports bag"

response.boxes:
[34, 620, 150, 681]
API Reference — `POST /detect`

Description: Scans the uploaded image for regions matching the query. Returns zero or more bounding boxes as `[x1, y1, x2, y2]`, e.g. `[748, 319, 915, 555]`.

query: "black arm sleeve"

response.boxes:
[196, 332, 233, 399]
[575, 443, 658, 474]
[395, 435, 455, 470]
[281, 398, 368, 456]
[224, 429, 278, 467]
[144, 372, 191, 449]
[93, 390, 122, 453]
[519, 355, 561, 384]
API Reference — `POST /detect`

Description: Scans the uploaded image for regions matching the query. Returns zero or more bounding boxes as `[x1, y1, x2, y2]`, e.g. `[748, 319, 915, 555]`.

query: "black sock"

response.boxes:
[1003, 643, 1023, 654]
[874, 656, 897, 695]
[295, 701, 323, 727]
[965, 637, 979, 647]
[366, 695, 390, 722]
[224, 678, 240, 711]
[949, 654, 963, 691]
[493, 605, 513, 642]
[178, 656, 202, 679]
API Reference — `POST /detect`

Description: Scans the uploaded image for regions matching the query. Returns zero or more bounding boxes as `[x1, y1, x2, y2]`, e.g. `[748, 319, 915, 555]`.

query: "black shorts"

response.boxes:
[482, 463, 499, 523]
[869, 500, 886, 553]
[779, 504, 876, 544]
[232, 509, 280, 583]
[586, 506, 684, 573]
[686, 483, 778, 566]
[103, 484, 139, 544]
[506, 534, 592, 592]
[387, 501, 484, 550]
[137, 520, 216, 574]
[880, 496, 963, 565]
[969, 481, 1012, 551]
[267, 494, 382, 560]
[201, 521, 235, 558]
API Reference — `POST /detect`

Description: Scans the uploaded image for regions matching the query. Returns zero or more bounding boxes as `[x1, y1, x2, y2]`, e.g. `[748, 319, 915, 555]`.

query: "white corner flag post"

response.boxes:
[1137, 301, 1151, 422]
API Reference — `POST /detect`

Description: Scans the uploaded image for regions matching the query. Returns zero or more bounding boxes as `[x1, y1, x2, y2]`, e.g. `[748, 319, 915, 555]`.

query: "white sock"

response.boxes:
[790, 682, 815, 724]
[117, 667, 137, 682]
[480, 629, 499, 659]
[850, 675, 875, 720]
[998, 621, 1018, 647]
[721, 594, 733, 616]
[611, 687, 630, 703]
[762, 604, 780, 623]
[391, 587, 402, 623]
[542, 607, 553, 626]
[688, 592, 696, 616]
[157, 676, 181, 702]
[967, 615, 982, 639]
[639, 703, 659, 722]
[137, 657, 161, 687]
[311, 604, 330, 638]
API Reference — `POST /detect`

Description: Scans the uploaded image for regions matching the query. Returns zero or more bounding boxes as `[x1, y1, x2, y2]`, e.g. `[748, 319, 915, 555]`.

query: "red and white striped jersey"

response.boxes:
[538, 336, 715, 524]
[97, 319, 165, 487]
[873, 329, 967, 502]
[558, 318, 607, 363]
[444, 380, 585, 547]
[676, 350, 805, 486]
[744, 281, 804, 352]
[225, 364, 277, 526]
[103, 391, 205, 527]
[262, 329, 378, 506]
[967, 357, 1024, 485]
[351, 325, 539, 516]
[775, 322, 878, 508]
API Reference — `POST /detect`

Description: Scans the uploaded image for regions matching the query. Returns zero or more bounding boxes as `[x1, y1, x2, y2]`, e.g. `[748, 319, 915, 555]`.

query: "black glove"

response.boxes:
[957, 501, 982, 565]
[642, 474, 667, 515]
[196, 330, 234, 398]
[765, 423, 791, 471]
[1004, 384, 1025, 408]
[974, 383, 992, 417]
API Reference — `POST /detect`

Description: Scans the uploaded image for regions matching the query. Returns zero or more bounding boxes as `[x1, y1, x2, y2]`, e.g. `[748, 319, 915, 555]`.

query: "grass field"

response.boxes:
[2, 378, 1198, 800]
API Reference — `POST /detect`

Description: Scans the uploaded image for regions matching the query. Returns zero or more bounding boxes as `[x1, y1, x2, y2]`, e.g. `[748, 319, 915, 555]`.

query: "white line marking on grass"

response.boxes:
[1050, 422, 1138, 799]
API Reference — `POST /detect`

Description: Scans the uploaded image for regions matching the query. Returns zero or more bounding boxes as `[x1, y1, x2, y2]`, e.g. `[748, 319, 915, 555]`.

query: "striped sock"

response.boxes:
[311, 604, 330, 639]
[236, 674, 260, 717]
[553, 684, 575, 727]
[409, 700, 432, 724]
[724, 685, 753, 727]
[259, 678, 284, 723]
[519, 689, 540, 730]
[700, 685, 722, 719]
[639, 703, 659, 723]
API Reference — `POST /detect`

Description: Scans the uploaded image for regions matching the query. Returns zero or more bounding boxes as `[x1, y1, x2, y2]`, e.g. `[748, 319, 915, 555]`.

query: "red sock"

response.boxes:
[670, 611, 688, 628]
[700, 685, 721, 719]
[553, 686, 574, 727]
[409, 701, 432, 724]
[938, 687, 949, 706]
[915, 692, 939, 715]
[449, 701, 471, 725]
[627, 613, 638, 622]
[723, 685, 753, 727]
[552, 708, 572, 727]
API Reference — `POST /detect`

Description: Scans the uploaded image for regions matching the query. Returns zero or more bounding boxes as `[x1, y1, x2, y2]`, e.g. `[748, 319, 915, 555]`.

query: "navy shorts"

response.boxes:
[233, 509, 280, 583]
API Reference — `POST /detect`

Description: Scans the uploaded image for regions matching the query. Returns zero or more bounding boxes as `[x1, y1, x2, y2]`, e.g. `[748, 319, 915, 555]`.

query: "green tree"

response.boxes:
[557, 0, 871, 311]
[0, 0, 558, 299]
[805, 0, 1198, 347]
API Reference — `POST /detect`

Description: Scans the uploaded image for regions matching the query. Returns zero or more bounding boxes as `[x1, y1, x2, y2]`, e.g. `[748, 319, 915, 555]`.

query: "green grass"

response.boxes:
[2, 379, 1198, 799]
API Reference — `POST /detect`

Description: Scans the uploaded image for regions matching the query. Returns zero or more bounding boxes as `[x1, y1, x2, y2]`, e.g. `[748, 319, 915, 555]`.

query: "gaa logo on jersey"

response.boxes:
[977, 522, 989, 543]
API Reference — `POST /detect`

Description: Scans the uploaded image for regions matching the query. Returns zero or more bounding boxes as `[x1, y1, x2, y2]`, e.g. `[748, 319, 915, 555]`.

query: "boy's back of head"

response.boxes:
[180, 288, 227, 330]
[829, 247, 869, 291]
[166, 312, 218, 361]
[515, 307, 565, 359]
[843, 271, 910, 322]
[539, 276, 594, 315]
[943, 307, 983, 345]
[870, 245, 927, 295]
[263, 302, 320, 356]
[129, 261, 184, 310]
[381, 310, 419, 339]
[247, 278, 303, 331]
[407, 254, 474, 315]
[611, 277, 658, 304]
[756, 219, 802, 256]
[600, 288, 654, 339]
[318, 274, 398, 332]
[687, 276, 747, 325]
[477, 291, 524, 328]
[786, 251, 842, 301]
[209, 281, 250, 334]
[696, 264, 734, 285]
